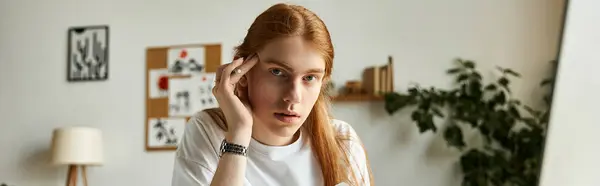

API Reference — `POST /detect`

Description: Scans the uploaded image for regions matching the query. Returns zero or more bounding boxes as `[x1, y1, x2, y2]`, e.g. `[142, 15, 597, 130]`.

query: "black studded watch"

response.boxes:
[219, 139, 248, 157]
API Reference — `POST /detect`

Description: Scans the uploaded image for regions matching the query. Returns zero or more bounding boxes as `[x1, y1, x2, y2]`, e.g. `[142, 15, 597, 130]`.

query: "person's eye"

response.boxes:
[270, 69, 284, 76]
[304, 75, 317, 82]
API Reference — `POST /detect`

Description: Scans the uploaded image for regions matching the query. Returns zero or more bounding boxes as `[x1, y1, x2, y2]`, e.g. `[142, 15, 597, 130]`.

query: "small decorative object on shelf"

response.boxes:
[342, 81, 364, 95]
[332, 55, 394, 102]
[363, 55, 394, 95]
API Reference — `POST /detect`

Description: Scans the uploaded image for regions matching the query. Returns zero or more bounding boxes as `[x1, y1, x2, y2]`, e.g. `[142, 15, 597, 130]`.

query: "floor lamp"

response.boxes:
[51, 127, 103, 186]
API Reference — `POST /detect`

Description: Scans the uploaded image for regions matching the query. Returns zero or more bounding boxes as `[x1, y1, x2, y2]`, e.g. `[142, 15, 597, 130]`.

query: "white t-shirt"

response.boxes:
[171, 111, 371, 186]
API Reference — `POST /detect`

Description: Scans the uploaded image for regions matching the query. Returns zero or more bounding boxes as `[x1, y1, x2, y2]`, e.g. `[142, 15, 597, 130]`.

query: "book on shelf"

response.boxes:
[362, 56, 394, 96]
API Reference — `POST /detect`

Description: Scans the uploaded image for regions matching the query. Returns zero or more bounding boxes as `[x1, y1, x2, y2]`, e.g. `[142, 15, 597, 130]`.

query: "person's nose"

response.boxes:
[282, 80, 301, 104]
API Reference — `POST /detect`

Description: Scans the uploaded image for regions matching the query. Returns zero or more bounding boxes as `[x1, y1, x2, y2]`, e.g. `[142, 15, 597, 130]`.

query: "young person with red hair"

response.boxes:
[172, 3, 374, 186]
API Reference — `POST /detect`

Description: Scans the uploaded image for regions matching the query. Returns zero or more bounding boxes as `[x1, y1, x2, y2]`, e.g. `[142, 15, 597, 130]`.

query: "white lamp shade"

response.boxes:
[51, 127, 104, 166]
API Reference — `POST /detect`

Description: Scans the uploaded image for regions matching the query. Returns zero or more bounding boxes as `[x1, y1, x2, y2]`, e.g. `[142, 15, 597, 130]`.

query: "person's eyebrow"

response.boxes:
[263, 58, 325, 74]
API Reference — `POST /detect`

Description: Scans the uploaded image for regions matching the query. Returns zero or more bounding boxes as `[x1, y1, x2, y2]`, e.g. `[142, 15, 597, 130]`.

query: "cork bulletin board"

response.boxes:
[145, 43, 222, 151]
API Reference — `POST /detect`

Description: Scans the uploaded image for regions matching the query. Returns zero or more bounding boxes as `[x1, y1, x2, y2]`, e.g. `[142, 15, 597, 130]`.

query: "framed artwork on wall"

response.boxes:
[67, 25, 109, 82]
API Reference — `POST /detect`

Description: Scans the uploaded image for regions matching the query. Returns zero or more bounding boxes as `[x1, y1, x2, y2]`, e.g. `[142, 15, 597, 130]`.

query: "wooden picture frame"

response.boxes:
[145, 43, 222, 151]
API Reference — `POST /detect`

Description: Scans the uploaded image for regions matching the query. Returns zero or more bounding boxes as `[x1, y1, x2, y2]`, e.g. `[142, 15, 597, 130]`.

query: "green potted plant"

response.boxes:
[384, 58, 555, 186]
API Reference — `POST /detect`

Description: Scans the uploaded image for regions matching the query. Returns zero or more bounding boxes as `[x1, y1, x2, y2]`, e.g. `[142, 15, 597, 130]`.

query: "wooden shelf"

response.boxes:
[331, 94, 384, 102]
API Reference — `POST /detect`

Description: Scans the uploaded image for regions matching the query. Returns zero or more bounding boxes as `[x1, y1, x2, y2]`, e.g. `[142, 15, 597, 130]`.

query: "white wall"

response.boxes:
[0, 0, 565, 186]
[539, 0, 600, 186]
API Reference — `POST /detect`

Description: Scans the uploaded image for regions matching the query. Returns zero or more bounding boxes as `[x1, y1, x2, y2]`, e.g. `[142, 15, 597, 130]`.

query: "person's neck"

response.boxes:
[251, 124, 300, 146]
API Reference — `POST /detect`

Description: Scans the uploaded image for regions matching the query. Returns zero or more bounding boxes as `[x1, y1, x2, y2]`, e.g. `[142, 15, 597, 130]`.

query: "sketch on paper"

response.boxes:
[191, 73, 219, 110]
[168, 47, 205, 75]
[147, 118, 186, 148]
[67, 25, 109, 81]
[168, 73, 219, 117]
[169, 78, 194, 117]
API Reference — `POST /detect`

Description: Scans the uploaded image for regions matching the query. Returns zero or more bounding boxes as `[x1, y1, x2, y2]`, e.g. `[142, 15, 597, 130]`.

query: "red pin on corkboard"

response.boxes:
[149, 69, 170, 99]
[158, 75, 169, 91]
[180, 49, 188, 58]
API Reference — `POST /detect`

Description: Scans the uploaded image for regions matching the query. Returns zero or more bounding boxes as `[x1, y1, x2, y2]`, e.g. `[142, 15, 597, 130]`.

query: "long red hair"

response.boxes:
[205, 3, 373, 186]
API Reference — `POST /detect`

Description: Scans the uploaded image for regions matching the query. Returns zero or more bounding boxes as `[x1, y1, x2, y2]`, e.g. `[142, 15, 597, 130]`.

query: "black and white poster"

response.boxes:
[67, 25, 109, 82]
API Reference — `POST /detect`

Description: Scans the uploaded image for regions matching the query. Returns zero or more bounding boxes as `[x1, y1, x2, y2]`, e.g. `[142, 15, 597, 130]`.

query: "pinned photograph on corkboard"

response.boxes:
[145, 43, 222, 151]
[168, 47, 205, 75]
[147, 118, 187, 148]
[168, 73, 218, 117]
[67, 25, 109, 82]
[169, 77, 194, 117]
[192, 73, 218, 110]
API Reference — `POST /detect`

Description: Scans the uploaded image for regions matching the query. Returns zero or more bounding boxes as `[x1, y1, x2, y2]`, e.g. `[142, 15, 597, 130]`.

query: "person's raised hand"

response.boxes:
[212, 54, 259, 146]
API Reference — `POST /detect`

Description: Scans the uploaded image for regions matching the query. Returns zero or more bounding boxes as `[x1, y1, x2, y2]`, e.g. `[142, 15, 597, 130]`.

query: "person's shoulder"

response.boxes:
[330, 118, 361, 141]
[183, 110, 228, 143]
[174, 110, 225, 171]
[330, 118, 372, 185]
[188, 109, 226, 133]
[190, 109, 217, 125]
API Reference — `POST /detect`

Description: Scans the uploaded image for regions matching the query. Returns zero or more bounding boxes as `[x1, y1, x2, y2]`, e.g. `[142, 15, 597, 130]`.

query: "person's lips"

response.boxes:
[274, 111, 301, 123]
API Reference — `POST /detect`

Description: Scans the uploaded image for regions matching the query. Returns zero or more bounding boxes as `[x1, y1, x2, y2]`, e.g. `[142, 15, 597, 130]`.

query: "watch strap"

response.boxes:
[220, 139, 248, 157]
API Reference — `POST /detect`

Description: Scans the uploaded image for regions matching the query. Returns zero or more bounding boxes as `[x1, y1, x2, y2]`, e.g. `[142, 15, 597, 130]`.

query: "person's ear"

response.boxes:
[239, 75, 248, 87]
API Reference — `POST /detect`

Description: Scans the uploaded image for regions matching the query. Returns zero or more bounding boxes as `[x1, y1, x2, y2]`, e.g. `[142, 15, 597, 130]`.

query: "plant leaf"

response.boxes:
[431, 107, 444, 117]
[493, 92, 507, 105]
[413, 111, 437, 133]
[457, 74, 469, 83]
[498, 77, 509, 87]
[471, 72, 482, 80]
[469, 80, 483, 98]
[479, 124, 492, 142]
[444, 124, 466, 150]
[384, 92, 415, 114]
[509, 106, 521, 119]
[504, 69, 521, 77]
[522, 118, 538, 128]
[447, 68, 462, 74]
[464, 60, 475, 69]
[509, 100, 521, 105]
[523, 105, 541, 118]
[540, 78, 553, 87]
[484, 84, 497, 91]
[461, 149, 491, 172]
